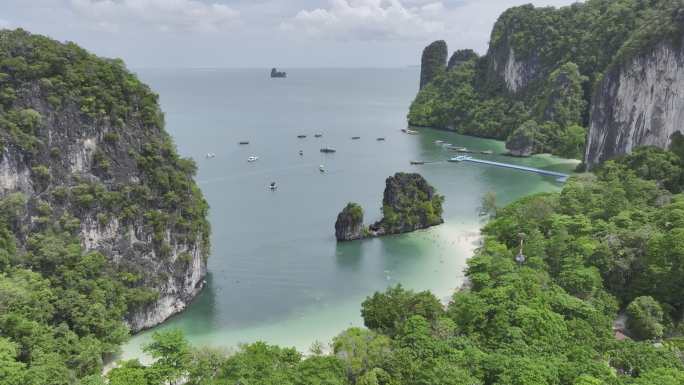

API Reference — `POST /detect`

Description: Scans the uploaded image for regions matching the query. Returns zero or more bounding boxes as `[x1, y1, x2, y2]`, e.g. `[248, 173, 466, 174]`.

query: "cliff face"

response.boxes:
[419, 40, 448, 89]
[585, 38, 684, 168]
[371, 173, 444, 235]
[488, 42, 540, 94]
[335, 203, 365, 241]
[0, 30, 209, 332]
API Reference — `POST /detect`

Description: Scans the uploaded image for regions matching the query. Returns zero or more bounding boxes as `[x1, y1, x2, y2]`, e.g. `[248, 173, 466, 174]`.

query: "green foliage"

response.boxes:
[361, 284, 444, 337]
[627, 296, 666, 341]
[378, 173, 444, 233]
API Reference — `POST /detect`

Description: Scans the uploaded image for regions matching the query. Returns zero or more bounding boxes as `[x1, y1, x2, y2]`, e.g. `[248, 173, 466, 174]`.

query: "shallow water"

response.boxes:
[121, 68, 577, 358]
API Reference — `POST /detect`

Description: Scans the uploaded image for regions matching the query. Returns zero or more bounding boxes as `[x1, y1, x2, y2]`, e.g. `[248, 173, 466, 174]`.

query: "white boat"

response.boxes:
[269, 182, 277, 190]
[450, 155, 472, 162]
[247, 156, 259, 162]
[434, 140, 444, 144]
[205, 153, 216, 158]
[319, 165, 325, 172]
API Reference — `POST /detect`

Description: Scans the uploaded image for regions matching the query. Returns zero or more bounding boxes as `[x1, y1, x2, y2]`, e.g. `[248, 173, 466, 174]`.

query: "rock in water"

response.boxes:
[419, 40, 448, 89]
[371, 173, 444, 234]
[334, 174, 444, 241]
[335, 203, 365, 241]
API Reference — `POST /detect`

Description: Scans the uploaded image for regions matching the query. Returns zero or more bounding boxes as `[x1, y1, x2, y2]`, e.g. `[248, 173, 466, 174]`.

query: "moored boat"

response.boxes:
[297, 135, 307, 139]
[320, 147, 336, 153]
[247, 156, 259, 162]
[239, 141, 249, 145]
[377, 137, 385, 141]
[351, 136, 361, 140]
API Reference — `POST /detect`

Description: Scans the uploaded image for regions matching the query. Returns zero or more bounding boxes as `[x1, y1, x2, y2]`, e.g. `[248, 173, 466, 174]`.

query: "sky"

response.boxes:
[0, 0, 578, 68]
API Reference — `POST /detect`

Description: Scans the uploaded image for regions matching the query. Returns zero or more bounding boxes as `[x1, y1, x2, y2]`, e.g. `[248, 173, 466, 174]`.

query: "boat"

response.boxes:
[239, 141, 249, 145]
[401, 128, 407, 133]
[481, 150, 494, 155]
[319, 165, 325, 172]
[269, 182, 277, 190]
[376, 137, 385, 141]
[297, 135, 307, 139]
[410, 161, 425, 165]
[320, 147, 336, 153]
[205, 153, 216, 159]
[247, 156, 259, 162]
[405, 129, 419, 135]
[449, 155, 472, 162]
[351, 136, 361, 140]
[314, 134, 323, 138]
[299, 150, 303, 156]
[434, 140, 444, 144]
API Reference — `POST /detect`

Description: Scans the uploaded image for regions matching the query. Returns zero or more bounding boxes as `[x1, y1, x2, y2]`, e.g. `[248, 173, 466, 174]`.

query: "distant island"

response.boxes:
[270, 68, 287, 78]
[335, 173, 444, 241]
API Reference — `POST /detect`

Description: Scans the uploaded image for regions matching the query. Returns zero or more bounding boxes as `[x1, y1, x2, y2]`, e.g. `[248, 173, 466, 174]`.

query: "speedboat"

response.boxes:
[205, 153, 216, 158]
[319, 165, 325, 172]
[314, 134, 323, 138]
[406, 129, 419, 135]
[434, 140, 444, 144]
[299, 150, 303, 156]
[247, 156, 259, 162]
[269, 182, 277, 190]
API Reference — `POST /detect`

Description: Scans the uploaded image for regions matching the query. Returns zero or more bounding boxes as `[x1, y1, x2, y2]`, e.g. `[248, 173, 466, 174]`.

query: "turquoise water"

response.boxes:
[122, 68, 577, 358]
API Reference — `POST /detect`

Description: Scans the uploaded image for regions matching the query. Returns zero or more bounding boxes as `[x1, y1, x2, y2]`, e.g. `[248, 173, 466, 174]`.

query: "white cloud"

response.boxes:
[70, 0, 240, 32]
[280, 0, 446, 41]
[281, 0, 580, 47]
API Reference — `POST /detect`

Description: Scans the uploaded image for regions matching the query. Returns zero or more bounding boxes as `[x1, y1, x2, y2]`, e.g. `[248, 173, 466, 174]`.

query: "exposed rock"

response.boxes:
[0, 29, 209, 332]
[370, 173, 444, 235]
[420, 40, 448, 89]
[585, 37, 684, 168]
[335, 174, 444, 241]
[335, 203, 365, 241]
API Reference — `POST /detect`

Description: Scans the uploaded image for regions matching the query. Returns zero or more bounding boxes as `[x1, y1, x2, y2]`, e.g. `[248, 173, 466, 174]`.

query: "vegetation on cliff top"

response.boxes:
[0, 29, 209, 382]
[336, 173, 443, 241]
[409, 0, 684, 160]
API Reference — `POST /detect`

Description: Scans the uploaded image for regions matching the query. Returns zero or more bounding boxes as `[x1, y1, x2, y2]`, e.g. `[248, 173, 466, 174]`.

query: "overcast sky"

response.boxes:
[1, 0, 578, 68]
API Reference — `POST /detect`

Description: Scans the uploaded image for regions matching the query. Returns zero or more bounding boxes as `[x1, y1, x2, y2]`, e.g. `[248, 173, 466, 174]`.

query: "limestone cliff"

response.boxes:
[419, 40, 447, 89]
[370, 173, 444, 235]
[335, 174, 444, 241]
[585, 38, 684, 168]
[335, 203, 365, 241]
[0, 29, 209, 332]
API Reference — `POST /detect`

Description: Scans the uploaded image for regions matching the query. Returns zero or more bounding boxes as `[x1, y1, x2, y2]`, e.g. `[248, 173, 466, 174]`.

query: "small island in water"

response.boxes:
[335, 173, 444, 241]
[270, 67, 287, 78]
